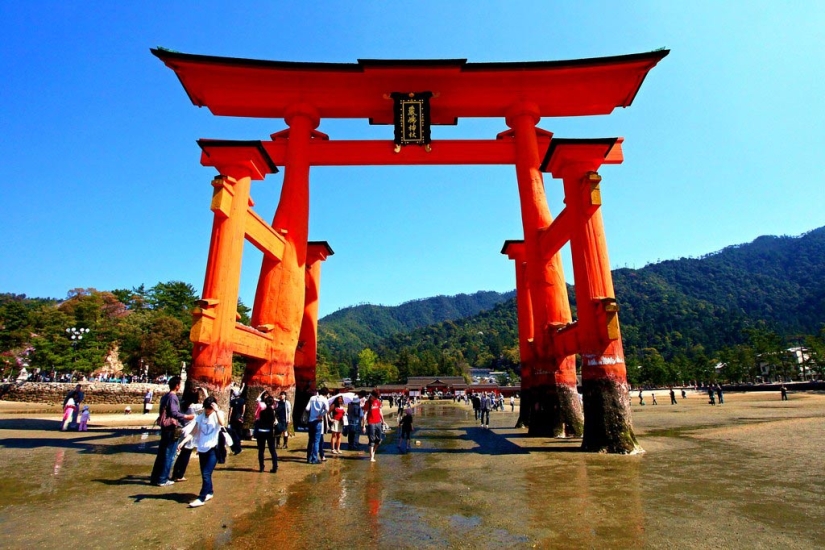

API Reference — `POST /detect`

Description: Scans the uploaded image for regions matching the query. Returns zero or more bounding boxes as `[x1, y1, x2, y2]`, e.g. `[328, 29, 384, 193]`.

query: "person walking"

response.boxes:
[398, 406, 414, 454]
[708, 386, 716, 405]
[143, 388, 153, 414]
[172, 386, 207, 483]
[479, 392, 491, 428]
[328, 396, 345, 455]
[254, 395, 278, 473]
[471, 394, 480, 420]
[638, 389, 645, 406]
[669, 388, 677, 405]
[363, 390, 385, 463]
[681, 388, 687, 400]
[716, 384, 724, 405]
[305, 388, 329, 464]
[781, 384, 788, 401]
[275, 392, 292, 449]
[61, 395, 77, 431]
[651, 393, 658, 405]
[346, 392, 364, 451]
[228, 387, 246, 454]
[186, 396, 226, 507]
[510, 395, 515, 412]
[150, 376, 193, 487]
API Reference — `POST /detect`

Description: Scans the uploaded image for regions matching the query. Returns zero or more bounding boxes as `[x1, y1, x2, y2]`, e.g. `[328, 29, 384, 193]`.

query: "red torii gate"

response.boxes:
[153, 48, 668, 453]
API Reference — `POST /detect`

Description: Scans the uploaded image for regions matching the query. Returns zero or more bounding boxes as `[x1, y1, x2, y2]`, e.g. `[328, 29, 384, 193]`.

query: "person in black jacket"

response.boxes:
[255, 395, 278, 473]
[150, 376, 193, 486]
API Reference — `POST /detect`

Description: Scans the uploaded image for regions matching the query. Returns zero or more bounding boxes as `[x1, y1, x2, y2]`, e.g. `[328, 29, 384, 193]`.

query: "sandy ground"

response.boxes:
[0, 391, 823, 549]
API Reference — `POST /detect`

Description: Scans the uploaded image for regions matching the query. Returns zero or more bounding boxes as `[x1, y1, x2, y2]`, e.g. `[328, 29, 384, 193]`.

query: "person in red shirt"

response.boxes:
[362, 389, 385, 462]
[328, 395, 346, 454]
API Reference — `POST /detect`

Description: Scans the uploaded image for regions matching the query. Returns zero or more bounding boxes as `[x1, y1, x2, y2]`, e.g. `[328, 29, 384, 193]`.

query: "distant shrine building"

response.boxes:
[153, 47, 668, 453]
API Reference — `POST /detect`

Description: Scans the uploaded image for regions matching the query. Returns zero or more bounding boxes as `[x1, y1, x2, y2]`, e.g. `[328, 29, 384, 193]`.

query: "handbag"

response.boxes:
[157, 399, 179, 429]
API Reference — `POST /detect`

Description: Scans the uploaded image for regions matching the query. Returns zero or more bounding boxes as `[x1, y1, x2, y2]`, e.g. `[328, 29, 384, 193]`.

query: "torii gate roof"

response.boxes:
[151, 48, 669, 124]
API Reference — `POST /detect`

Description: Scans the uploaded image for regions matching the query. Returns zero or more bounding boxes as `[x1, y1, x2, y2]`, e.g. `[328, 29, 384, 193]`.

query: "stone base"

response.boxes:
[525, 384, 584, 437]
[581, 377, 642, 454]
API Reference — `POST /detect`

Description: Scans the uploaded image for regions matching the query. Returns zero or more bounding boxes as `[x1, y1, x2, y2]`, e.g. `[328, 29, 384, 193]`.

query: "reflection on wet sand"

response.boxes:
[3, 394, 824, 548]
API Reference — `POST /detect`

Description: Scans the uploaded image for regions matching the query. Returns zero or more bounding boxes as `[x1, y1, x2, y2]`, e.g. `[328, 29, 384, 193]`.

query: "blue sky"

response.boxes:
[1, 2, 824, 317]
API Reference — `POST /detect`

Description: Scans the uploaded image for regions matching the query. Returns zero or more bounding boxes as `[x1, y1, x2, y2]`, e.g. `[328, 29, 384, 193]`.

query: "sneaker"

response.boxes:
[370, 457, 376, 462]
[173, 477, 186, 482]
[158, 480, 175, 487]
[189, 499, 205, 508]
[205, 494, 213, 502]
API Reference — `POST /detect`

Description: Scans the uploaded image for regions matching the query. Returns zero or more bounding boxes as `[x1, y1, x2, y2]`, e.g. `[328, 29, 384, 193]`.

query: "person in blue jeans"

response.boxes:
[184, 396, 226, 508]
[150, 376, 193, 486]
[305, 387, 329, 464]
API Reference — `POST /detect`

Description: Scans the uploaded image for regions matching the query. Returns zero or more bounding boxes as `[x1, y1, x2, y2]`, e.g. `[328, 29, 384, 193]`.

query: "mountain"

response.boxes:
[318, 290, 515, 360]
[318, 227, 825, 379]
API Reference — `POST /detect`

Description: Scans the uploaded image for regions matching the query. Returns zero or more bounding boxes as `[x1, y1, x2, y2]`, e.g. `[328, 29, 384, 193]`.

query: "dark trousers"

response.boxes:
[172, 447, 193, 480]
[198, 447, 217, 501]
[256, 431, 278, 471]
[306, 419, 322, 463]
[480, 409, 490, 425]
[150, 428, 177, 485]
[473, 408, 479, 420]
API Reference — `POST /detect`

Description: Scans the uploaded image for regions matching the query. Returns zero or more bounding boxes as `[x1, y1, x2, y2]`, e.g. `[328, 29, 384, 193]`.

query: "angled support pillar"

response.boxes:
[506, 103, 583, 437]
[246, 104, 322, 403]
[190, 142, 279, 410]
[292, 241, 334, 425]
[546, 138, 641, 453]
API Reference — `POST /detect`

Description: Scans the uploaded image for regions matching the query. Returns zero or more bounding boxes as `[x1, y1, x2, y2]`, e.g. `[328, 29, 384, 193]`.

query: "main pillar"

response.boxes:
[562, 167, 640, 453]
[190, 171, 254, 407]
[506, 103, 583, 437]
[246, 104, 319, 402]
[292, 241, 334, 425]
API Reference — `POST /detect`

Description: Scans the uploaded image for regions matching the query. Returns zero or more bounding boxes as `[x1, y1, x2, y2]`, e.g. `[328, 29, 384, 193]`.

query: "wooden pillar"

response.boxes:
[246, 104, 319, 401]
[293, 241, 334, 425]
[562, 167, 640, 453]
[506, 103, 583, 437]
[502, 240, 534, 428]
[190, 171, 253, 405]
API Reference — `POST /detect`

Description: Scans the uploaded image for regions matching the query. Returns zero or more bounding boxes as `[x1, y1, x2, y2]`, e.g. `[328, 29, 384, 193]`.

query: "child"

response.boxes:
[79, 406, 90, 431]
[398, 407, 414, 454]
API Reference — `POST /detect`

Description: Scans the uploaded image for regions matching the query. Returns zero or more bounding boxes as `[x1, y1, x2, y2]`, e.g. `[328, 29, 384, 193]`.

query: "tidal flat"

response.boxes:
[0, 391, 823, 549]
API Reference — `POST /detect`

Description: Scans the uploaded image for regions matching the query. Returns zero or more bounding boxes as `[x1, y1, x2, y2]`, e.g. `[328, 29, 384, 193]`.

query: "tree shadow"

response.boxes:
[0, 425, 156, 455]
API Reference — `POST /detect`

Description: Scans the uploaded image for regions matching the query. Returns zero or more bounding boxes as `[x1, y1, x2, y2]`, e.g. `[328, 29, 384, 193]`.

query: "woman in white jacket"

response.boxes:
[180, 395, 225, 508]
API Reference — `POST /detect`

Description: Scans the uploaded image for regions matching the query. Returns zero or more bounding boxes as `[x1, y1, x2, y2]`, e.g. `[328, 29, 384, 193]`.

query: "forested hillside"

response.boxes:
[318, 290, 514, 361]
[317, 227, 825, 386]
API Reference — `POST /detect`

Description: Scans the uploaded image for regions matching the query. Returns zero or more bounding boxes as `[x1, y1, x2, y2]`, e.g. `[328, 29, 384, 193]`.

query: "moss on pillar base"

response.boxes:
[581, 378, 642, 454]
[515, 388, 531, 428]
[557, 383, 584, 437]
[526, 384, 584, 437]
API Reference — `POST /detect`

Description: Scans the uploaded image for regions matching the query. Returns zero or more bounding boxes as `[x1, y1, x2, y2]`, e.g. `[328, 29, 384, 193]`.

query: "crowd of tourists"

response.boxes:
[145, 378, 415, 509]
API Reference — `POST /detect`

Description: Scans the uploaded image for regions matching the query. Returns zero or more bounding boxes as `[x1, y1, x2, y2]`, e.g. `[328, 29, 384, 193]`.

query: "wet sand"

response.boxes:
[0, 391, 823, 549]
